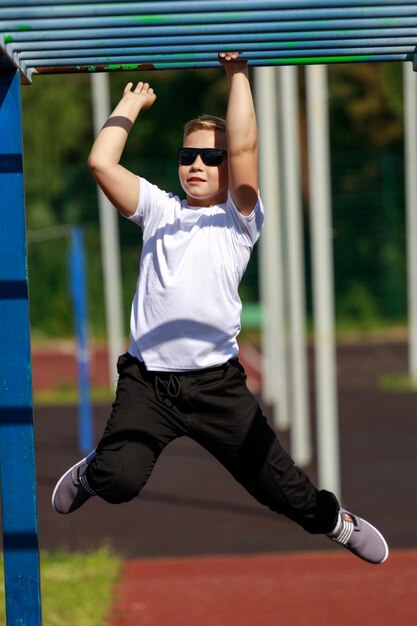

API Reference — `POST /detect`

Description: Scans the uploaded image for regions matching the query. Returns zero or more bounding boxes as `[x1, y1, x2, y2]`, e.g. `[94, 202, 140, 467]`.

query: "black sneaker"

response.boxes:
[52, 450, 96, 514]
[328, 508, 389, 564]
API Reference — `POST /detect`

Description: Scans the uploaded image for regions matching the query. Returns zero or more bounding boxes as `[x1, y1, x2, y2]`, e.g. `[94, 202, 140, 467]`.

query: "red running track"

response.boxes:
[107, 549, 417, 626]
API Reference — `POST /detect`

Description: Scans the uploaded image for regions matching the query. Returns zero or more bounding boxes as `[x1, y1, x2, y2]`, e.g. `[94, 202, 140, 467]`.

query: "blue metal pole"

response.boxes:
[0, 69, 42, 626]
[69, 226, 93, 454]
[24, 47, 416, 67]
[4, 0, 417, 8]
[2, 10, 417, 31]
[5, 25, 417, 45]
[9, 31, 417, 54]
[19, 40, 417, 60]
[22, 55, 412, 79]
[1, 2, 417, 21]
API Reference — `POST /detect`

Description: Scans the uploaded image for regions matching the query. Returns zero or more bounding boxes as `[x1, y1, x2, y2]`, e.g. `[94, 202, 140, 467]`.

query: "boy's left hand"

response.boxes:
[218, 51, 247, 72]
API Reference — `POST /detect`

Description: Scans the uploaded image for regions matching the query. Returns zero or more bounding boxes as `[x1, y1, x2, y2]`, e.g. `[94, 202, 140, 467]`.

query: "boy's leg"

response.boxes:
[52, 353, 184, 513]
[187, 358, 388, 563]
[187, 359, 337, 533]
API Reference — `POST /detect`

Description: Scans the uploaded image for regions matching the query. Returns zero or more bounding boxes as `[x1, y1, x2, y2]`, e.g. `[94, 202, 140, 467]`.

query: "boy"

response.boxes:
[52, 53, 388, 565]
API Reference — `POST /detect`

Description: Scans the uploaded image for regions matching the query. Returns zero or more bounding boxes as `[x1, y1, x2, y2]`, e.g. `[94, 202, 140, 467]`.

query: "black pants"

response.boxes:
[87, 352, 339, 534]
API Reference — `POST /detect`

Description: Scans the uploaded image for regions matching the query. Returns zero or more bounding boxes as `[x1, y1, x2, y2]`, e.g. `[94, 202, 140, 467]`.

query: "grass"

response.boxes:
[0, 547, 122, 626]
[379, 373, 417, 393]
[34, 385, 115, 406]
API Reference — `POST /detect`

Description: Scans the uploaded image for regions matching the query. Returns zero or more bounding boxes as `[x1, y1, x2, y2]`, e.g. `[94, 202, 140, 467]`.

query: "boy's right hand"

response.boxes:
[123, 81, 156, 111]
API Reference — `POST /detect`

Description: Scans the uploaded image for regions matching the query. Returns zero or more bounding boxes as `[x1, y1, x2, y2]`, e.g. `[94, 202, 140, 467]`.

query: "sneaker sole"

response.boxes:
[51, 450, 96, 513]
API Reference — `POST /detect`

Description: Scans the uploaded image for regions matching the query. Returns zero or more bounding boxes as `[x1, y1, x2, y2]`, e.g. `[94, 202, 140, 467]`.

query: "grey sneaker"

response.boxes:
[52, 450, 96, 514]
[328, 509, 389, 564]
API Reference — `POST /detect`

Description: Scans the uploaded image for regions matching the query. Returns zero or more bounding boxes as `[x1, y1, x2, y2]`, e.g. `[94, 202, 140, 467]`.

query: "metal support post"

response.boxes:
[404, 61, 417, 380]
[305, 65, 341, 499]
[279, 66, 312, 466]
[90, 73, 124, 386]
[254, 66, 290, 431]
[0, 69, 42, 626]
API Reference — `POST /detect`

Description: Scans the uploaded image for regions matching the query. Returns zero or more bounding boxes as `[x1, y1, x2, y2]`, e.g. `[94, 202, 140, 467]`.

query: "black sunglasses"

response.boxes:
[178, 147, 227, 166]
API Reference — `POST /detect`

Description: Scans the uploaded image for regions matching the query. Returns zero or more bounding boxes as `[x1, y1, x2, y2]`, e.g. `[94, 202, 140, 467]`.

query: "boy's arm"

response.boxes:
[220, 52, 259, 217]
[87, 81, 156, 218]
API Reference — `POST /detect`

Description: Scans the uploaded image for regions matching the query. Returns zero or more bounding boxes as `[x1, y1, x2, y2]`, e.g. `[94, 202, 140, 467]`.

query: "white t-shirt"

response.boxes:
[126, 177, 264, 371]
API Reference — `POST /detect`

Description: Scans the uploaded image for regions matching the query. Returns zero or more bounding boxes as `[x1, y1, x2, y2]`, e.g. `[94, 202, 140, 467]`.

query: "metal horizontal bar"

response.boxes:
[16, 38, 417, 61]
[1, 1, 414, 79]
[22, 52, 416, 82]
[2, 3, 417, 21]
[2, 18, 417, 46]
[26, 53, 409, 76]
[24, 47, 416, 68]
[2, 8, 417, 33]
[7, 29, 417, 53]
[4, 24, 417, 45]
[24, 49, 413, 68]
[4, 0, 417, 9]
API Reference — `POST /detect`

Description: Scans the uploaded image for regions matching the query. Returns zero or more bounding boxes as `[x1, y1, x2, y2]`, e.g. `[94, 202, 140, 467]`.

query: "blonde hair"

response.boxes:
[183, 114, 226, 141]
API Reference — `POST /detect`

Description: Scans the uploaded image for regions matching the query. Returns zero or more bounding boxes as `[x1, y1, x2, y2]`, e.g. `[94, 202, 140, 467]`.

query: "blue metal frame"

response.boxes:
[69, 227, 94, 454]
[0, 68, 42, 626]
[1, 1, 416, 81]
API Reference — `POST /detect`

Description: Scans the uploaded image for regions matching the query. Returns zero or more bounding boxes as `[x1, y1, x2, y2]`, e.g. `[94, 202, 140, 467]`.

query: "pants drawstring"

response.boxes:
[154, 374, 181, 407]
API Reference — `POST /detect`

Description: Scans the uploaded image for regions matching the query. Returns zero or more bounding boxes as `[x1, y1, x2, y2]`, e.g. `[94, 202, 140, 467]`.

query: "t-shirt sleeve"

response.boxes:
[227, 191, 265, 245]
[124, 177, 174, 229]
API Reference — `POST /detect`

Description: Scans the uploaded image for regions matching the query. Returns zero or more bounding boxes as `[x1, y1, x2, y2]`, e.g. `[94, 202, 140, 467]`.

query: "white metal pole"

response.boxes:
[254, 67, 290, 430]
[403, 62, 417, 381]
[305, 65, 341, 499]
[90, 73, 125, 386]
[279, 66, 312, 466]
